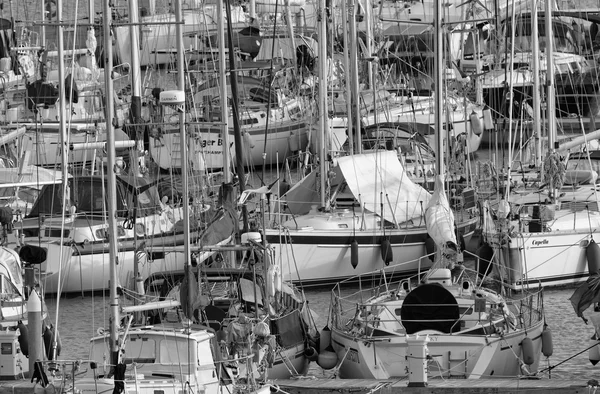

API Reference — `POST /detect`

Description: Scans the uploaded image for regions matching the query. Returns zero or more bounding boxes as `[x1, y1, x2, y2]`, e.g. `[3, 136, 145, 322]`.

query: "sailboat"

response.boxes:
[478, 2, 600, 290]
[14, 171, 220, 294]
[328, 184, 547, 379]
[111, 1, 257, 68]
[466, 10, 600, 147]
[148, 73, 310, 170]
[140, 0, 317, 379]
[12, 0, 234, 296]
[263, 0, 479, 286]
[0, 4, 130, 170]
[328, 1, 547, 380]
[48, 0, 271, 392]
[328, 89, 486, 155]
[143, 183, 316, 380]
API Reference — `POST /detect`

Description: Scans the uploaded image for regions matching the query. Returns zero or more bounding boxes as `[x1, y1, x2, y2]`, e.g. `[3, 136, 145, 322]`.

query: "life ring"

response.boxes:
[45, 0, 57, 20]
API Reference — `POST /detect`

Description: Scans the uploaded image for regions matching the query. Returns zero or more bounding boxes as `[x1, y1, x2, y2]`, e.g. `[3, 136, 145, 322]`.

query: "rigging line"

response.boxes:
[53, 0, 83, 350]
[283, 227, 304, 288]
[260, 0, 282, 183]
[538, 340, 600, 374]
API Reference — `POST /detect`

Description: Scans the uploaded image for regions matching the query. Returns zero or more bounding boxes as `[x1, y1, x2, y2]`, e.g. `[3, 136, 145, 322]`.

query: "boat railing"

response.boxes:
[265, 197, 435, 230]
[331, 288, 544, 338]
[330, 259, 545, 337]
[329, 255, 431, 332]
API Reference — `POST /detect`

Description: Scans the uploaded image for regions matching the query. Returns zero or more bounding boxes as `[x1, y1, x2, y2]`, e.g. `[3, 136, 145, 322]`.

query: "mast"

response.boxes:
[349, 0, 361, 152]
[50, 0, 68, 362]
[217, 0, 230, 182]
[531, 0, 541, 167]
[434, 0, 443, 176]
[364, 0, 373, 89]
[226, 0, 249, 232]
[41, 0, 47, 49]
[504, 0, 517, 200]
[341, 0, 353, 153]
[318, 0, 329, 209]
[173, 0, 193, 324]
[57, 0, 67, 185]
[128, 0, 143, 177]
[102, 0, 120, 372]
[545, 0, 555, 154]
[129, 0, 143, 315]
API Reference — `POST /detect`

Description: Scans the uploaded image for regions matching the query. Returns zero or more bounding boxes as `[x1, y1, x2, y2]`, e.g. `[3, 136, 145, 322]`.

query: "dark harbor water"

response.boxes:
[45, 285, 599, 383]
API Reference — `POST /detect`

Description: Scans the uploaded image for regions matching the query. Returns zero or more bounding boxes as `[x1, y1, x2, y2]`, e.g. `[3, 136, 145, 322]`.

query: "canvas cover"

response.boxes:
[425, 175, 457, 249]
[336, 151, 431, 224]
[272, 310, 304, 348]
[0, 247, 22, 288]
[278, 170, 319, 216]
[401, 283, 460, 334]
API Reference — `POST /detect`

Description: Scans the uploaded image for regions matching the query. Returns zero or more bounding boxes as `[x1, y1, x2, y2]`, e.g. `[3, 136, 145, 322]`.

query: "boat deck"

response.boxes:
[272, 378, 589, 393]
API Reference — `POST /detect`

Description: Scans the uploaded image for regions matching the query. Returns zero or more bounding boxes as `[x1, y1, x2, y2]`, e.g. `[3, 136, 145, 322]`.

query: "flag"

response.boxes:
[570, 274, 600, 324]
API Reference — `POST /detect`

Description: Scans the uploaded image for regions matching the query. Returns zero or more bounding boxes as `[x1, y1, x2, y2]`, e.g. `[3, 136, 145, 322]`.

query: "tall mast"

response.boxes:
[173, 0, 193, 323]
[349, 0, 361, 152]
[532, 0, 541, 167]
[341, 0, 353, 153]
[505, 0, 517, 199]
[41, 0, 47, 48]
[51, 0, 68, 362]
[364, 0, 373, 89]
[57, 0, 67, 182]
[88, 0, 94, 32]
[217, 0, 230, 182]
[545, 0, 555, 154]
[434, 0, 443, 176]
[128, 0, 143, 177]
[102, 0, 120, 371]
[318, 0, 328, 209]
[226, 0, 248, 232]
[129, 0, 143, 313]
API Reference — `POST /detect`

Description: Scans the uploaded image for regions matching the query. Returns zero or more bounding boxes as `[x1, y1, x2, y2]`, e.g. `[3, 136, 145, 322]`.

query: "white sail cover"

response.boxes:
[481, 200, 497, 240]
[425, 175, 457, 249]
[336, 151, 431, 224]
[0, 247, 23, 289]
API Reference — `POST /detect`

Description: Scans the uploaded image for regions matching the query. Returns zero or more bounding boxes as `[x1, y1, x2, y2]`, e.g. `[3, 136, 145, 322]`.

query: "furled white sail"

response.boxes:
[425, 175, 457, 249]
[336, 151, 431, 224]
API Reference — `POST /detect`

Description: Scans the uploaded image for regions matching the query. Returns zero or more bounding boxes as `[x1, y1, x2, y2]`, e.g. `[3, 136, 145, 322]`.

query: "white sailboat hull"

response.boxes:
[18, 175, 220, 294]
[113, 9, 250, 67]
[12, 124, 131, 168]
[362, 101, 484, 154]
[331, 324, 543, 379]
[265, 218, 478, 286]
[486, 209, 600, 289]
[149, 121, 308, 169]
[330, 269, 546, 381]
[38, 236, 227, 294]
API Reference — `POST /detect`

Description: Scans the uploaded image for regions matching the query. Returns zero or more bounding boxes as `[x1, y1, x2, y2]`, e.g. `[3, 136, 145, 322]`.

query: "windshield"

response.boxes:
[26, 177, 161, 218]
[506, 17, 577, 53]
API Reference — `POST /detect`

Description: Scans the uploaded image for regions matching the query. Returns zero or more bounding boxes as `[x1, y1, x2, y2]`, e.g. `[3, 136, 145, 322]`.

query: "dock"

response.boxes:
[272, 378, 591, 394]
[0, 376, 592, 393]
[0, 380, 52, 394]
